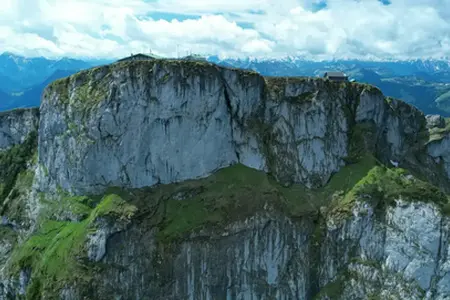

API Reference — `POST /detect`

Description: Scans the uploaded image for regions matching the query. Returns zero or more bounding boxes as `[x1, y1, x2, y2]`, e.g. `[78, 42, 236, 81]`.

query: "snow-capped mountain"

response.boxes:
[1, 52, 450, 116]
[0, 52, 104, 93]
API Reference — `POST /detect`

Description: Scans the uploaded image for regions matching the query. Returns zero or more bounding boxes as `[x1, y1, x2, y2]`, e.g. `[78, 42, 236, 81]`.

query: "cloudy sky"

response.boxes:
[1, 0, 449, 60]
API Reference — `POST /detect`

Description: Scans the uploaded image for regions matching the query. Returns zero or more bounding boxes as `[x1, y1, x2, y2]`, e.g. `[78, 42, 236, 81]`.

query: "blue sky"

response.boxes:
[0, 0, 449, 60]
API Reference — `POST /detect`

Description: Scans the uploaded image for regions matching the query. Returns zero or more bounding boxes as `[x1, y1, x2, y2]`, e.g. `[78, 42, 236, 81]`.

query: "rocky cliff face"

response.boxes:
[1, 60, 450, 300]
[36, 60, 445, 194]
[0, 108, 38, 151]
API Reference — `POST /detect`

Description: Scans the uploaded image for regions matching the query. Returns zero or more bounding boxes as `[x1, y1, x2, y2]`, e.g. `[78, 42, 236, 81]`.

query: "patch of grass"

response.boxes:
[150, 157, 378, 242]
[444, 203, 450, 216]
[8, 193, 137, 299]
[355, 167, 447, 205]
[39, 190, 93, 222]
[350, 257, 381, 269]
[72, 82, 107, 107]
[47, 65, 109, 111]
[331, 165, 449, 217]
[156, 164, 279, 241]
[47, 77, 70, 104]
[0, 169, 35, 223]
[0, 131, 37, 204]
[0, 226, 17, 245]
[287, 91, 315, 104]
[93, 194, 137, 220]
[15, 220, 90, 299]
[345, 122, 377, 163]
[428, 118, 450, 143]
[361, 83, 383, 96]
[278, 154, 378, 217]
[313, 272, 347, 300]
[158, 73, 171, 84]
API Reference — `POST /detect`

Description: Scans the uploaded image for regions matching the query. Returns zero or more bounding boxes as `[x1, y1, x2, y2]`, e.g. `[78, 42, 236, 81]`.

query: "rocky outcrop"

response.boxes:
[424, 115, 450, 180]
[0, 108, 39, 151]
[320, 200, 450, 300]
[41, 179, 450, 300]
[427, 114, 446, 129]
[37, 60, 449, 195]
[2, 60, 450, 300]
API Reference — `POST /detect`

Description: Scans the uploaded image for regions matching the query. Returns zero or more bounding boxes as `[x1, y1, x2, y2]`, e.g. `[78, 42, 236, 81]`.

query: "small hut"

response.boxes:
[323, 71, 349, 81]
[117, 53, 160, 63]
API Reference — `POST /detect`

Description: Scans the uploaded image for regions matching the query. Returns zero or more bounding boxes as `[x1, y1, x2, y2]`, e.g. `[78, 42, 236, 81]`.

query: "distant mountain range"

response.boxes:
[210, 56, 450, 116]
[0, 52, 111, 111]
[1, 52, 450, 117]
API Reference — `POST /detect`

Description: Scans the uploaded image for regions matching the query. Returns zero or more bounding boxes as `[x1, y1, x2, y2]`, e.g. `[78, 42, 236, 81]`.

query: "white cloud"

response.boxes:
[0, 0, 449, 60]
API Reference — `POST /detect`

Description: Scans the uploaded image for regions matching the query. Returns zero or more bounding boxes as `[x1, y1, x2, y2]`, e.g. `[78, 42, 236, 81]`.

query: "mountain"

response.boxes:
[0, 53, 113, 111]
[0, 52, 101, 93]
[208, 57, 450, 80]
[211, 57, 450, 116]
[1, 60, 450, 299]
[1, 52, 450, 117]
[0, 90, 13, 110]
[0, 70, 77, 111]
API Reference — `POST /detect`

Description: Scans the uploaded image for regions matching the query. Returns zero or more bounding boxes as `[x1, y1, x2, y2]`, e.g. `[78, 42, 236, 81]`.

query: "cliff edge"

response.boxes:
[1, 60, 450, 299]
[37, 60, 450, 195]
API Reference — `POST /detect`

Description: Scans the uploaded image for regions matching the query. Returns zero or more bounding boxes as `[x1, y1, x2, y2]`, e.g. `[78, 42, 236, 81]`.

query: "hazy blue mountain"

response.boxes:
[1, 52, 450, 116]
[210, 57, 450, 116]
[0, 69, 76, 111]
[10, 70, 75, 109]
[0, 52, 96, 93]
[0, 53, 110, 111]
[209, 57, 450, 81]
[0, 90, 13, 111]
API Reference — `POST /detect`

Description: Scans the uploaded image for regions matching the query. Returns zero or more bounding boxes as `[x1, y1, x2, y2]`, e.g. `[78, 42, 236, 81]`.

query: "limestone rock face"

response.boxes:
[38, 61, 434, 195]
[3, 61, 450, 300]
[426, 114, 446, 129]
[0, 108, 39, 151]
[427, 125, 450, 180]
[62, 200, 450, 300]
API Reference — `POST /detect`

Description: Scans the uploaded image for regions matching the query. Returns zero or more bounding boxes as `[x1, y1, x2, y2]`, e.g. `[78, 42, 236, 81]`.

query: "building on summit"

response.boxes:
[323, 71, 349, 81]
[117, 53, 162, 63]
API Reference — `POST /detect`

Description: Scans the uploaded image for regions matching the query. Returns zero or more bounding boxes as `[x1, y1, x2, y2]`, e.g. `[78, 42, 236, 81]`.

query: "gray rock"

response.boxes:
[0, 108, 39, 151]
[3, 61, 450, 300]
[74, 200, 450, 300]
[426, 114, 446, 129]
[38, 61, 426, 195]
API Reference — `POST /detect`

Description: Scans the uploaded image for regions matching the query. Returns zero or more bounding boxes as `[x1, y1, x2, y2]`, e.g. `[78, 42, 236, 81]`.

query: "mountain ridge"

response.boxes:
[1, 52, 450, 117]
[0, 60, 450, 299]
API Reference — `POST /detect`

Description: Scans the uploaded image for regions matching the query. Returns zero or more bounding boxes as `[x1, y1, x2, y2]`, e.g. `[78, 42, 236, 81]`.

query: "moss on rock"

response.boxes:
[39, 188, 93, 222]
[0, 169, 35, 225]
[345, 122, 377, 164]
[0, 226, 17, 245]
[427, 118, 450, 143]
[0, 131, 37, 205]
[7, 193, 137, 299]
[330, 164, 449, 218]
[6, 156, 449, 298]
[109, 157, 378, 243]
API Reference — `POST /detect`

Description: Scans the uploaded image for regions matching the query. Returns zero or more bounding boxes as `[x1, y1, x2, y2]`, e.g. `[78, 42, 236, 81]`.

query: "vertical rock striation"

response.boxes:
[2, 60, 450, 299]
[37, 60, 450, 195]
[0, 108, 39, 151]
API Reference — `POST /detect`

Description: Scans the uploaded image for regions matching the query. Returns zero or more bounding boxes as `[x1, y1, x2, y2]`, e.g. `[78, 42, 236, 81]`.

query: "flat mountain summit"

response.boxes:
[0, 59, 450, 299]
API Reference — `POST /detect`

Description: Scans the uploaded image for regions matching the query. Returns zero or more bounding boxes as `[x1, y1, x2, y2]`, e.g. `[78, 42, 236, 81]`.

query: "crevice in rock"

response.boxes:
[308, 211, 325, 299]
[429, 217, 446, 298]
[222, 78, 241, 163]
